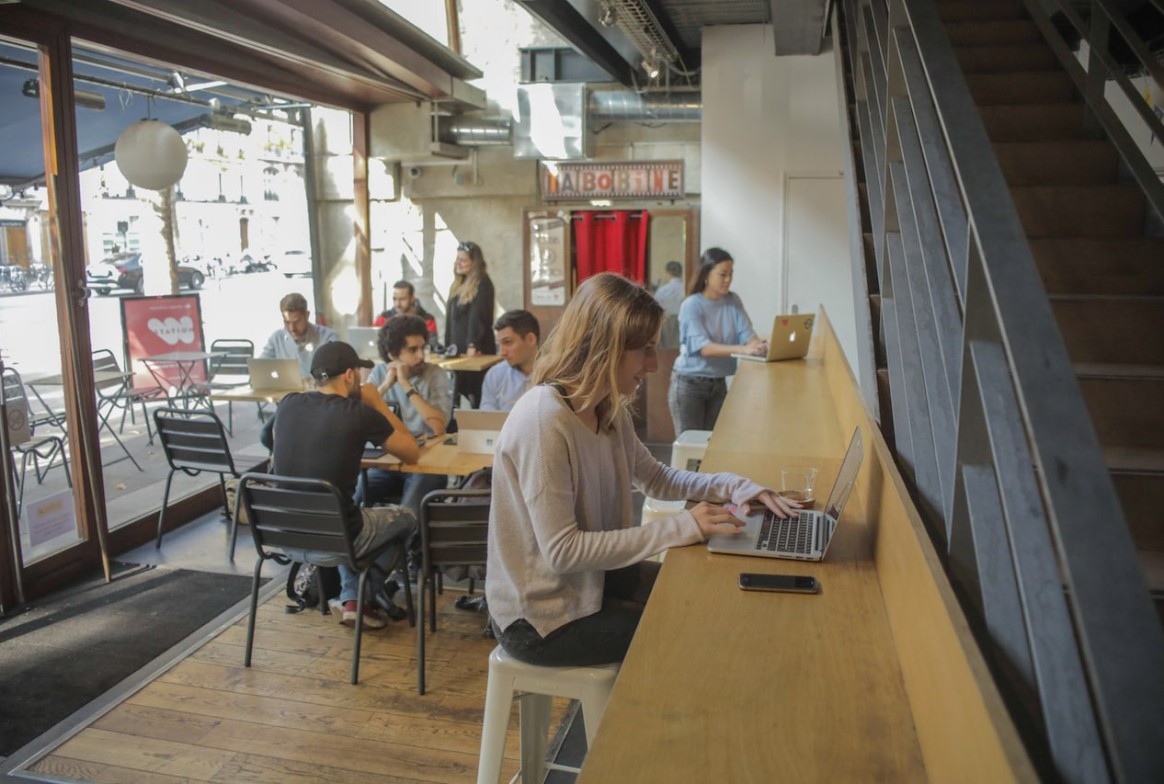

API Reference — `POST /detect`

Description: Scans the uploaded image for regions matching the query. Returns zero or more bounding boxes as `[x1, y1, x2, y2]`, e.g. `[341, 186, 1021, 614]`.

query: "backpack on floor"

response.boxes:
[285, 562, 341, 614]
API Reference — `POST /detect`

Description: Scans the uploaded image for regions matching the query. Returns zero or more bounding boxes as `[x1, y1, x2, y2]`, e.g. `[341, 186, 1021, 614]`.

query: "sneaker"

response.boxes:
[340, 600, 386, 630]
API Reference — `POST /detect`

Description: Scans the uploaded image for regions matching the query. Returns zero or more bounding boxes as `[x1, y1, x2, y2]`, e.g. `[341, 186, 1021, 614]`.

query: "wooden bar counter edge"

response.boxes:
[577, 308, 1036, 783]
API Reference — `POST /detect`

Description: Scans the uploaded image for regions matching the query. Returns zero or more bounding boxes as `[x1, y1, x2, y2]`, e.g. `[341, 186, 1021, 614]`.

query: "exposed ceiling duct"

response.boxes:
[434, 88, 700, 154]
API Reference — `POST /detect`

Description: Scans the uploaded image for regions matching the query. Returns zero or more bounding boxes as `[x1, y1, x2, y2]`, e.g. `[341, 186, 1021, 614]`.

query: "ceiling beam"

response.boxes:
[516, 0, 637, 88]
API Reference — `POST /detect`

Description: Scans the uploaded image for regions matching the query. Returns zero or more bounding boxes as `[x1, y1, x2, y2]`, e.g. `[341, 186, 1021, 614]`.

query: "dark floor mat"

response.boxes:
[0, 563, 258, 756]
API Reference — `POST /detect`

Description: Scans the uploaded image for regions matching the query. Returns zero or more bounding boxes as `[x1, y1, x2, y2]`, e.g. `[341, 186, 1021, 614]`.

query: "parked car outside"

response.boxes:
[276, 249, 313, 278]
[86, 252, 206, 295]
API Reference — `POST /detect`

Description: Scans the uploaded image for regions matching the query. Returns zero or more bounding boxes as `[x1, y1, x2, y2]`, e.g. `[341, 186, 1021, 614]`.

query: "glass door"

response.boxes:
[0, 28, 104, 610]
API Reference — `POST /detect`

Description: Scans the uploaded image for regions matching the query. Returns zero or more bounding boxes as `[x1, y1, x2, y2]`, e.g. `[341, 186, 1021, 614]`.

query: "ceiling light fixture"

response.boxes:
[598, 1, 616, 27]
[642, 48, 661, 80]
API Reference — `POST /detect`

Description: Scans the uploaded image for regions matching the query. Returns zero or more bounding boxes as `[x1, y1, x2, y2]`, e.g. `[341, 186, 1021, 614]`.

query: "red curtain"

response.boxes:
[574, 210, 649, 285]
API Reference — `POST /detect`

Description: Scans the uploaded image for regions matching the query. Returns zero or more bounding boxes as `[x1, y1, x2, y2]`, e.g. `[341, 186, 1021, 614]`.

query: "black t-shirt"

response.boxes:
[272, 391, 394, 536]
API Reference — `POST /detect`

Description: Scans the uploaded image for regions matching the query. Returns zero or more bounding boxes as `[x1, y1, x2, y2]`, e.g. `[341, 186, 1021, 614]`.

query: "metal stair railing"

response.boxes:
[836, 0, 1164, 781]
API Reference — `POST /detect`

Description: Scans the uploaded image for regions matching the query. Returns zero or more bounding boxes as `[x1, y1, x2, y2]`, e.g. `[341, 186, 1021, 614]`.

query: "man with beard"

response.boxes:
[272, 341, 420, 629]
[260, 292, 337, 378]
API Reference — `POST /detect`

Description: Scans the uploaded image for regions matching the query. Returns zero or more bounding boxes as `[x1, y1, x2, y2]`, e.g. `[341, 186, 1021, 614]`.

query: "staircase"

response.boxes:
[940, 0, 1164, 624]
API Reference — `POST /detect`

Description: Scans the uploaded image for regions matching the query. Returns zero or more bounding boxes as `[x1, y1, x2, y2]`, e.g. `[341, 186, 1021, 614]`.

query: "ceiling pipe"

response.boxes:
[436, 89, 701, 148]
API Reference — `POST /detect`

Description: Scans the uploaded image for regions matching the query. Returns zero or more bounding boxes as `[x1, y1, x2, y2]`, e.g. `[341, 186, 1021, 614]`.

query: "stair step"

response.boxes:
[995, 140, 1118, 185]
[955, 43, 1058, 73]
[1031, 238, 1164, 296]
[1080, 375, 1164, 450]
[1141, 551, 1164, 595]
[937, 1, 1027, 22]
[1105, 446, 1164, 474]
[966, 71, 1076, 105]
[1052, 298, 1164, 365]
[978, 103, 1086, 141]
[946, 19, 1043, 46]
[1075, 363, 1164, 380]
[1011, 185, 1145, 237]
[1114, 474, 1164, 551]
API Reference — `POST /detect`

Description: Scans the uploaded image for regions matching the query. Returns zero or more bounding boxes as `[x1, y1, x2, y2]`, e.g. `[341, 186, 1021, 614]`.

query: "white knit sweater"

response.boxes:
[485, 384, 767, 637]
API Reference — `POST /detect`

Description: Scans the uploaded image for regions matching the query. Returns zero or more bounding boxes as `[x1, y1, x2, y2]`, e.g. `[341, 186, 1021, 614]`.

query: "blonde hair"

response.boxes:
[532, 273, 663, 431]
[448, 241, 487, 305]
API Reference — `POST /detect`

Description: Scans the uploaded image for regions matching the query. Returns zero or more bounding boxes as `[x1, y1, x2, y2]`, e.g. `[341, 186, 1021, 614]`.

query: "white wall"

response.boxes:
[701, 25, 857, 368]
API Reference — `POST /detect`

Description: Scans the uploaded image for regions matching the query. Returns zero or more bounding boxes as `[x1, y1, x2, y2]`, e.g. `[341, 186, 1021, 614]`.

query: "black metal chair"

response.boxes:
[207, 338, 254, 435]
[2, 367, 72, 516]
[416, 487, 490, 695]
[92, 348, 161, 451]
[153, 408, 240, 551]
[236, 472, 414, 684]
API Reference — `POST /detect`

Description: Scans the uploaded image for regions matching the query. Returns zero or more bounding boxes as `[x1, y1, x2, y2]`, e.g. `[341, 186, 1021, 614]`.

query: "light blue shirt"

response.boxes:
[480, 361, 531, 412]
[367, 361, 452, 437]
[260, 323, 337, 378]
[653, 277, 684, 315]
[672, 292, 757, 379]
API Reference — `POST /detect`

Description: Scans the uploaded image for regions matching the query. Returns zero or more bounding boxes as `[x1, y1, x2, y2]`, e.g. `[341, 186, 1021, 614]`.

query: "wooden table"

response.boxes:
[578, 311, 1035, 783]
[208, 385, 298, 405]
[433, 354, 504, 373]
[360, 436, 493, 477]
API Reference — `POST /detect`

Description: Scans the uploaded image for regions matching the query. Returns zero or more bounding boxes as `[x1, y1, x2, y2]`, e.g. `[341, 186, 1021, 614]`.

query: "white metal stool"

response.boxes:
[476, 645, 620, 784]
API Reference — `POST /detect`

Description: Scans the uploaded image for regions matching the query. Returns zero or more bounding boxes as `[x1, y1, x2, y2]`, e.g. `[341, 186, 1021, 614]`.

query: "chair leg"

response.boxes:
[518, 693, 552, 783]
[244, 558, 264, 667]
[351, 569, 368, 684]
[401, 570, 415, 627]
[417, 576, 427, 695]
[477, 657, 516, 784]
[156, 469, 175, 548]
[429, 572, 438, 633]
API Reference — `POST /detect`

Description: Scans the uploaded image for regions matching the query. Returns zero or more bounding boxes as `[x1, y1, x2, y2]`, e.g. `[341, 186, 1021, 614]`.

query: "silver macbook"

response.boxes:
[348, 327, 381, 361]
[707, 426, 863, 561]
[733, 313, 816, 362]
[456, 409, 507, 454]
[247, 358, 305, 392]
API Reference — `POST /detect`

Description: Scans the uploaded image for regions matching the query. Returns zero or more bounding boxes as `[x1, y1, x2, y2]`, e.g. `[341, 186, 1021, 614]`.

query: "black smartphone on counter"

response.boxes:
[738, 573, 820, 594]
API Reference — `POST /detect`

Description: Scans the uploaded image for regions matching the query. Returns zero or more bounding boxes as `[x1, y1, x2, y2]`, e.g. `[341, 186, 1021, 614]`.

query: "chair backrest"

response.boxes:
[153, 408, 237, 475]
[1, 367, 31, 445]
[209, 338, 254, 379]
[91, 348, 131, 396]
[237, 472, 357, 563]
[419, 488, 490, 572]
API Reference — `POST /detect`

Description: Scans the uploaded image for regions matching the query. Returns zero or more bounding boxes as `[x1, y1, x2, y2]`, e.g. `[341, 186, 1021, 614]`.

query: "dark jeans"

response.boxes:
[668, 373, 728, 436]
[494, 561, 661, 666]
[357, 467, 447, 518]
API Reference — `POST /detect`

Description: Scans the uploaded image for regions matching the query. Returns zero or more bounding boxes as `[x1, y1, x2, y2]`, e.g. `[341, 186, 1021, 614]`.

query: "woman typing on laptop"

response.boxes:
[669, 247, 766, 436]
[486, 273, 799, 667]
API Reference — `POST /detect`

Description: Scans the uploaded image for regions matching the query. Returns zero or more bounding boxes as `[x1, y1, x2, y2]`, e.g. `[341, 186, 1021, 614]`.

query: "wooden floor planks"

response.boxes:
[30, 591, 565, 783]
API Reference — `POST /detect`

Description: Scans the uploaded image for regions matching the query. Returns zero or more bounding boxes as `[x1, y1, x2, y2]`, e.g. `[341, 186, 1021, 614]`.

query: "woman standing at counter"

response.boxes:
[486, 272, 794, 666]
[444, 240, 495, 407]
[668, 247, 766, 436]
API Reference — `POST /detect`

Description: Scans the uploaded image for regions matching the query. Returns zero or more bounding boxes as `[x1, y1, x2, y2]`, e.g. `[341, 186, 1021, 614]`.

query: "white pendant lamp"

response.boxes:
[114, 119, 188, 191]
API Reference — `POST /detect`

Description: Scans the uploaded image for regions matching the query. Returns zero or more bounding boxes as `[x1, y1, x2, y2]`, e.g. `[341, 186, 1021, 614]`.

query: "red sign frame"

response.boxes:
[119, 294, 206, 392]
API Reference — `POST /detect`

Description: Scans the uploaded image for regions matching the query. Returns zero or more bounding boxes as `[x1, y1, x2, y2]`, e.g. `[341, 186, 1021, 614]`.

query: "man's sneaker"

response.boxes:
[340, 600, 386, 630]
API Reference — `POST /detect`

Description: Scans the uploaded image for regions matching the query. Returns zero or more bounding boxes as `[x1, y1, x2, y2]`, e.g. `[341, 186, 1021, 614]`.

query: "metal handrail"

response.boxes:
[839, 0, 1164, 780]
[1024, 0, 1164, 227]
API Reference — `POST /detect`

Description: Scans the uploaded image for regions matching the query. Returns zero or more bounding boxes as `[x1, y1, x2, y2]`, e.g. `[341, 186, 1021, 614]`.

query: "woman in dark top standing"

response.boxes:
[445, 240, 496, 407]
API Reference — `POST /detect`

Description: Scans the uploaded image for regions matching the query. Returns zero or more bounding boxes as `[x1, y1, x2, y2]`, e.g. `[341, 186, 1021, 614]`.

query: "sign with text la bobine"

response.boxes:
[540, 160, 683, 201]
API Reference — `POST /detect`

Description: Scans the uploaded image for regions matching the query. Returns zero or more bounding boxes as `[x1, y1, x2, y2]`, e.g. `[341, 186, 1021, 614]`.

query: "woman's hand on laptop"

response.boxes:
[739, 489, 801, 518]
[691, 502, 745, 537]
[741, 336, 767, 356]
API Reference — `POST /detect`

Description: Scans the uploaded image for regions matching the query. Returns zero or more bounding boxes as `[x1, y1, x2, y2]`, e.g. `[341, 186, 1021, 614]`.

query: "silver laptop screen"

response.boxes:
[824, 427, 863, 521]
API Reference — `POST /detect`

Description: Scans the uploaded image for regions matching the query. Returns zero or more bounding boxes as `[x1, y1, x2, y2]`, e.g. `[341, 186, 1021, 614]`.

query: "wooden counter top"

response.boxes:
[578, 310, 1034, 783]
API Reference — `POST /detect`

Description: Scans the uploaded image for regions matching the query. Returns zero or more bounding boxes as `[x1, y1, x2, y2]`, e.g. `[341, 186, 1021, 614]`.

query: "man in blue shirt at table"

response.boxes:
[260, 292, 337, 378]
[480, 310, 539, 412]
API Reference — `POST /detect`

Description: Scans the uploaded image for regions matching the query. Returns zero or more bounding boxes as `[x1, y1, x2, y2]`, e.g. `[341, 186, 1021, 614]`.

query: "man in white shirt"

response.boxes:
[653, 260, 685, 349]
[480, 310, 540, 412]
[260, 292, 337, 378]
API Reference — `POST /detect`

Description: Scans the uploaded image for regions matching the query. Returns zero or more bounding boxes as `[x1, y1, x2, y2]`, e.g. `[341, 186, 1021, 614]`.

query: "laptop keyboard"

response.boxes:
[755, 511, 817, 554]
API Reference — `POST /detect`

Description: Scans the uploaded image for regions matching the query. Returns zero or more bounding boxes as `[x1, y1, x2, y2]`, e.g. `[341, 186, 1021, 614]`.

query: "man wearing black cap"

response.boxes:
[272, 341, 420, 629]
